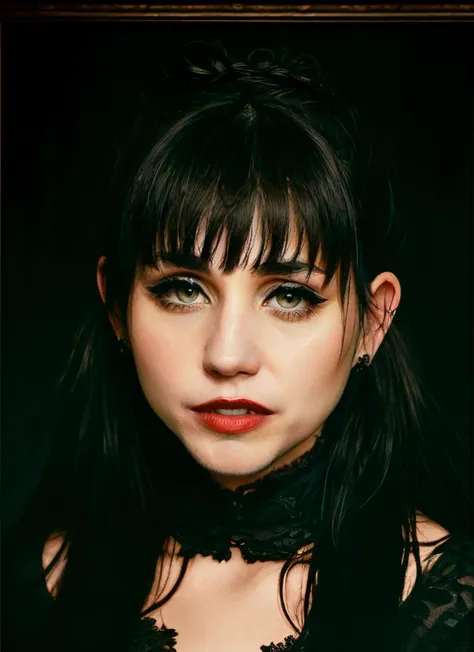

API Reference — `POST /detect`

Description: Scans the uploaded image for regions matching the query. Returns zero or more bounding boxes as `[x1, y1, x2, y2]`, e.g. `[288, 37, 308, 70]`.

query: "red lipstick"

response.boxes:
[191, 397, 274, 434]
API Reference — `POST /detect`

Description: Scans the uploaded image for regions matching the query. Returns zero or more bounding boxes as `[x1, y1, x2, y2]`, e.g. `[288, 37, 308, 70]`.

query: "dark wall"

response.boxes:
[2, 21, 472, 530]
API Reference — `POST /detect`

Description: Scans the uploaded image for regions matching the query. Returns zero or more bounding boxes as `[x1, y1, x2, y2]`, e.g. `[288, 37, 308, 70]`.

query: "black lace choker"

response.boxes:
[167, 435, 330, 563]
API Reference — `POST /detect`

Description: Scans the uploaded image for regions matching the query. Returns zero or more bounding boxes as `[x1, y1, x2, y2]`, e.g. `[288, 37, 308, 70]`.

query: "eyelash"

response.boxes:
[146, 276, 327, 322]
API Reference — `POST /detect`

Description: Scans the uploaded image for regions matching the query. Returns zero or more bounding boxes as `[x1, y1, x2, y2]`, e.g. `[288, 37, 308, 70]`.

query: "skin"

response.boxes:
[47, 223, 454, 651]
[97, 214, 401, 490]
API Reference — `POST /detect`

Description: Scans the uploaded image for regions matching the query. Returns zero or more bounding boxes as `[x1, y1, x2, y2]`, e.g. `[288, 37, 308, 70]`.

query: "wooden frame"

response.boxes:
[1, 4, 474, 22]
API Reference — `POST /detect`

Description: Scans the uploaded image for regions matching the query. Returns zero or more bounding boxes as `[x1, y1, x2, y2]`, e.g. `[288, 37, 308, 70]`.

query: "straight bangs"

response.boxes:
[119, 99, 360, 309]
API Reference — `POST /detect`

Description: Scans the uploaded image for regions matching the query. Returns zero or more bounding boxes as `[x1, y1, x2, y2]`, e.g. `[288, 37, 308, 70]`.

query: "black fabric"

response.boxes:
[130, 534, 474, 652]
[4, 435, 474, 652]
[133, 437, 474, 651]
[167, 435, 329, 563]
[437, 613, 474, 652]
[394, 535, 474, 652]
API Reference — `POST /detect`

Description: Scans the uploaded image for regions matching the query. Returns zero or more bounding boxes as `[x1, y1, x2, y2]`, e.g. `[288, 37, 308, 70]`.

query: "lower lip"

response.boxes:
[192, 411, 270, 434]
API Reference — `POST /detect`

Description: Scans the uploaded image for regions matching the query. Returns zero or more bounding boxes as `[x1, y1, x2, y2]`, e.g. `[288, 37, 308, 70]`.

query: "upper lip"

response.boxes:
[191, 397, 274, 415]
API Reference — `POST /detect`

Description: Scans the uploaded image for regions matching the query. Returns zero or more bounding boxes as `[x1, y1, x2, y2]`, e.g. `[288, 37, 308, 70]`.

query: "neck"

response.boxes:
[208, 432, 320, 491]
[166, 431, 329, 563]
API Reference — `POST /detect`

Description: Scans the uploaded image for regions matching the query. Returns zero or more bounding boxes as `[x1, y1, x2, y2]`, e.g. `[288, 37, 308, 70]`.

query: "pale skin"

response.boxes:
[42, 218, 450, 652]
[98, 217, 399, 489]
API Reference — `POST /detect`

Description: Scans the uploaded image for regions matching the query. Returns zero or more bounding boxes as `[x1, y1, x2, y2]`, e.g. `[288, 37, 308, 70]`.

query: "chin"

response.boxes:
[181, 434, 285, 480]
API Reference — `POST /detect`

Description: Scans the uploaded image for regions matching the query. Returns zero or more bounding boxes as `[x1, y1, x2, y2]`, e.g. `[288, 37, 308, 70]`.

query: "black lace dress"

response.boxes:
[131, 438, 474, 652]
[5, 437, 474, 652]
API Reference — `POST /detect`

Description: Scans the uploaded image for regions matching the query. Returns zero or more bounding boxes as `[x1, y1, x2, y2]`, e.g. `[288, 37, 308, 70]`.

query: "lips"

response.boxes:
[190, 398, 274, 435]
[191, 397, 274, 415]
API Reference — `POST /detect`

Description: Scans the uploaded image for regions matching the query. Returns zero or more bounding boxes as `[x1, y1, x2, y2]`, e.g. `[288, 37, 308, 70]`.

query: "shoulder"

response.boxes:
[400, 512, 474, 650]
[402, 511, 450, 601]
[402, 512, 474, 601]
[42, 530, 69, 597]
[412, 511, 474, 575]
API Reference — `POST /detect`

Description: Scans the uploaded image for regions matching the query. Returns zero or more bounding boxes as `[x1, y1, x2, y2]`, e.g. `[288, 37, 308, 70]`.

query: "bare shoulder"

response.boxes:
[42, 530, 69, 598]
[414, 509, 450, 545]
[401, 510, 451, 602]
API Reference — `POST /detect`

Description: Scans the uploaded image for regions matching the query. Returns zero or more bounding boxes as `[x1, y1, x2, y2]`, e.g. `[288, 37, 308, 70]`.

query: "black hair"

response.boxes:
[4, 40, 470, 652]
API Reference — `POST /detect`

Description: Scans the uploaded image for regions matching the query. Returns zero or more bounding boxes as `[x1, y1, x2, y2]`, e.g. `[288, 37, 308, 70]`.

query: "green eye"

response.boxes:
[175, 286, 201, 304]
[266, 284, 326, 309]
[275, 290, 304, 309]
[263, 284, 327, 322]
[147, 277, 327, 323]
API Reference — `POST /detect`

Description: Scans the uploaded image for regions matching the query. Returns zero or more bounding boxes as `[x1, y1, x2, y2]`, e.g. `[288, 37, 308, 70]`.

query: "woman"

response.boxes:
[3, 41, 474, 652]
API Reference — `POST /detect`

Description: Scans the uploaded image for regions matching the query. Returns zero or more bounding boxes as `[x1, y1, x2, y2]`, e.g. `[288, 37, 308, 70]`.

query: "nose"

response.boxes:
[202, 301, 261, 379]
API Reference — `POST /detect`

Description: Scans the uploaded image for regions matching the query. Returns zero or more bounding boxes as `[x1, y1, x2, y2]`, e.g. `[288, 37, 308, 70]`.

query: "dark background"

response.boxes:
[2, 21, 473, 531]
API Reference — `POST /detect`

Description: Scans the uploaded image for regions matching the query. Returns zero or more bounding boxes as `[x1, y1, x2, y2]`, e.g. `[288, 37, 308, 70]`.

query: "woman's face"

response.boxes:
[98, 218, 399, 488]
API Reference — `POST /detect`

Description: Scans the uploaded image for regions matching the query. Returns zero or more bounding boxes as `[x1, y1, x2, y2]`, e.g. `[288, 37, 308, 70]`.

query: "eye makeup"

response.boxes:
[146, 275, 328, 323]
[264, 282, 327, 322]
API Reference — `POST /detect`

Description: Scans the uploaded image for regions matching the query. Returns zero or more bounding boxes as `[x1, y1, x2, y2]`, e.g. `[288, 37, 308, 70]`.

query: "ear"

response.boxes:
[353, 271, 401, 365]
[96, 255, 124, 341]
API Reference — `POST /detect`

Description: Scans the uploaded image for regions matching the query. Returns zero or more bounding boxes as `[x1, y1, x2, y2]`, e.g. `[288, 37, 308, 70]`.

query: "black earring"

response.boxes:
[355, 353, 371, 372]
[118, 338, 128, 355]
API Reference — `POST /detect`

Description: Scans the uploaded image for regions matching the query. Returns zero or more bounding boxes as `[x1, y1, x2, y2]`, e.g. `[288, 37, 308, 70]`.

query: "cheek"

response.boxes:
[128, 296, 192, 394]
[278, 306, 356, 410]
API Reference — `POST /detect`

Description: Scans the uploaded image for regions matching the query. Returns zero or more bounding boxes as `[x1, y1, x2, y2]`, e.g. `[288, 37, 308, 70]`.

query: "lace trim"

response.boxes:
[133, 535, 474, 652]
[133, 618, 297, 652]
[169, 437, 329, 564]
[131, 618, 178, 652]
[175, 525, 315, 564]
[214, 439, 323, 498]
[396, 534, 474, 652]
[260, 634, 297, 652]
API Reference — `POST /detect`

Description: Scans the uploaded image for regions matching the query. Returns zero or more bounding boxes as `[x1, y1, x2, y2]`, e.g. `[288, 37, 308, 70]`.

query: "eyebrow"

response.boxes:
[154, 252, 326, 276]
